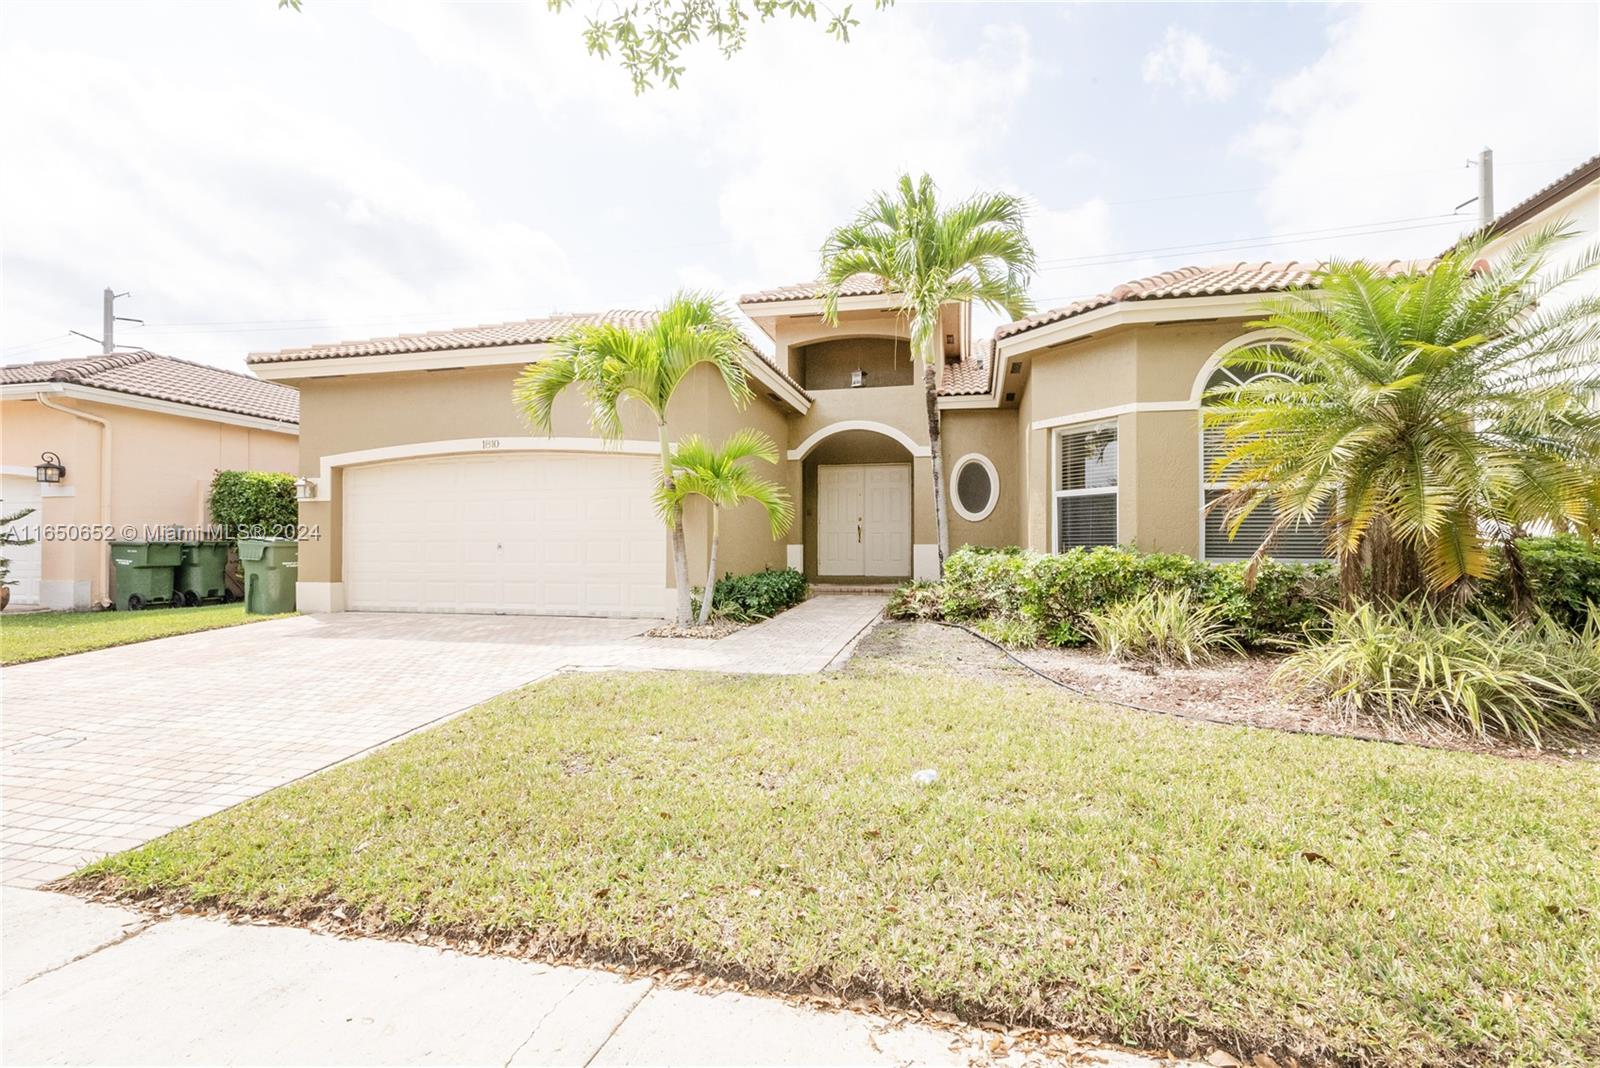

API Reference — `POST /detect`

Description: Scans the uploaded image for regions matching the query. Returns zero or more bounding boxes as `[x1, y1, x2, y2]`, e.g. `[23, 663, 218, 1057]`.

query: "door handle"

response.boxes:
[857, 521, 862, 543]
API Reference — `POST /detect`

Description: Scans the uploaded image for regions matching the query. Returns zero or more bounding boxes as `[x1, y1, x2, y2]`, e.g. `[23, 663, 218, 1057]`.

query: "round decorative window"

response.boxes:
[951, 453, 999, 521]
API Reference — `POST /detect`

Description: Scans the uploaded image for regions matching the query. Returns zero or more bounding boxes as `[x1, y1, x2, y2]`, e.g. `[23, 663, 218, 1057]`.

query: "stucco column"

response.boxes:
[911, 456, 938, 580]
[783, 456, 803, 572]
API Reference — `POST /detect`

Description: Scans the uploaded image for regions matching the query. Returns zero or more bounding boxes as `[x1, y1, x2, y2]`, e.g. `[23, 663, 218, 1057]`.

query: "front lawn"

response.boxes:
[73, 625, 1600, 1066]
[1, 604, 289, 664]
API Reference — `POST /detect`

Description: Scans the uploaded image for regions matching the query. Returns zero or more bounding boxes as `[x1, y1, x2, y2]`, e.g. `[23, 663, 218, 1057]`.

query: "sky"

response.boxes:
[2, 1, 1597, 372]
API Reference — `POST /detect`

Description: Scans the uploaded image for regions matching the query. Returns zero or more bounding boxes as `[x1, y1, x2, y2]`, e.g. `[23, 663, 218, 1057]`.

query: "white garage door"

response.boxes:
[1, 475, 42, 606]
[342, 451, 667, 617]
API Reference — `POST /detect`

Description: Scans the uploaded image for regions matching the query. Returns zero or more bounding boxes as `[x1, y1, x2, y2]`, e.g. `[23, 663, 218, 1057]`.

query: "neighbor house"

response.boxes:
[0, 351, 298, 608]
[1470, 153, 1600, 299]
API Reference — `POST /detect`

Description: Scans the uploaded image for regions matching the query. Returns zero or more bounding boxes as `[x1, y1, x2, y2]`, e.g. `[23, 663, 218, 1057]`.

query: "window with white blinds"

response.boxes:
[1054, 422, 1118, 551]
[1202, 360, 1331, 561]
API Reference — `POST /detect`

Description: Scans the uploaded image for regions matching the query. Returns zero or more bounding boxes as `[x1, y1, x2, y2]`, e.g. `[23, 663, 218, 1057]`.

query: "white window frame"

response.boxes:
[950, 453, 1000, 522]
[1051, 419, 1119, 553]
[1198, 360, 1330, 563]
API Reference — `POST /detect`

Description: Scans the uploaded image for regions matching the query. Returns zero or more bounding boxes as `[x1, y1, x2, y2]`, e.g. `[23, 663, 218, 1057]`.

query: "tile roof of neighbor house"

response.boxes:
[994, 259, 1430, 341]
[738, 274, 890, 305]
[1476, 153, 1600, 241]
[939, 338, 993, 396]
[246, 310, 808, 395]
[2, 350, 299, 425]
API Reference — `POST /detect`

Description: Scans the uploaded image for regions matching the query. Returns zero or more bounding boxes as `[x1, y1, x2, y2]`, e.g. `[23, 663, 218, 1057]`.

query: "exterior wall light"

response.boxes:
[35, 451, 65, 484]
[294, 477, 319, 501]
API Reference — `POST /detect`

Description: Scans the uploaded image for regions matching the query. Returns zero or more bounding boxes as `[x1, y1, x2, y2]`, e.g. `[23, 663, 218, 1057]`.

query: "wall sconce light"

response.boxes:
[294, 477, 319, 501]
[944, 333, 955, 347]
[850, 368, 866, 388]
[35, 451, 65, 484]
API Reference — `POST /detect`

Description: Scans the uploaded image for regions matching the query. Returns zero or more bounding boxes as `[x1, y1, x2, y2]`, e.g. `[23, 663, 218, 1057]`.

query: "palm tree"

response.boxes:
[818, 174, 1036, 565]
[514, 292, 753, 623]
[1204, 223, 1600, 608]
[657, 429, 794, 624]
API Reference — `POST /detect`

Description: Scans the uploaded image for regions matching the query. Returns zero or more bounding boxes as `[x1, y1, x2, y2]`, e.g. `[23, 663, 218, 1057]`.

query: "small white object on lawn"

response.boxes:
[911, 768, 939, 787]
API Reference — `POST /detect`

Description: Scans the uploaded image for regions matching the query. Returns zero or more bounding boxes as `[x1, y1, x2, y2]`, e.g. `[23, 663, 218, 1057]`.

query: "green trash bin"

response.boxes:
[175, 540, 232, 606]
[238, 537, 298, 615]
[109, 541, 182, 610]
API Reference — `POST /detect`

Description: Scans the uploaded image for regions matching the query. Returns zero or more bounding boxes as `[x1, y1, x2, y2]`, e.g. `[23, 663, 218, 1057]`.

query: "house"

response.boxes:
[250, 265, 1376, 618]
[0, 351, 299, 609]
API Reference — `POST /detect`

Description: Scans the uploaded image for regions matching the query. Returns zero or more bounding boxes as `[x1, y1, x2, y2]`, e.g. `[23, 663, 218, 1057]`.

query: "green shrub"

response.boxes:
[1085, 589, 1242, 668]
[941, 547, 1028, 621]
[884, 581, 944, 621]
[709, 567, 807, 622]
[937, 545, 1334, 648]
[972, 616, 1040, 649]
[1275, 603, 1600, 745]
[208, 470, 297, 535]
[1481, 534, 1600, 630]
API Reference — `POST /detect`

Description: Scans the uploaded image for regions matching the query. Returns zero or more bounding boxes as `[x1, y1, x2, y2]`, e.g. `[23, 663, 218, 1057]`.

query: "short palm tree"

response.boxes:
[819, 174, 1036, 564]
[1204, 223, 1600, 608]
[514, 292, 753, 623]
[657, 429, 794, 624]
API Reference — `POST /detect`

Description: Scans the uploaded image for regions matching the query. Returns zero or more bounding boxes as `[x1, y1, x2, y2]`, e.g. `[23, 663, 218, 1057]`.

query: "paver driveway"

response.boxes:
[1, 595, 884, 888]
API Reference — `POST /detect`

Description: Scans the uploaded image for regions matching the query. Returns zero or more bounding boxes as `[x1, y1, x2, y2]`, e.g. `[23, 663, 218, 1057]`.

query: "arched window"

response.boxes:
[1200, 355, 1331, 562]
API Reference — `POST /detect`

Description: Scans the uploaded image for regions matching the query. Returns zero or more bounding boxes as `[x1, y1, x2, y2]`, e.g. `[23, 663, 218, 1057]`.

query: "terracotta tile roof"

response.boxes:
[738, 274, 889, 305]
[995, 259, 1429, 341]
[1463, 153, 1600, 245]
[2, 350, 298, 425]
[247, 311, 661, 364]
[245, 310, 807, 397]
[939, 338, 993, 396]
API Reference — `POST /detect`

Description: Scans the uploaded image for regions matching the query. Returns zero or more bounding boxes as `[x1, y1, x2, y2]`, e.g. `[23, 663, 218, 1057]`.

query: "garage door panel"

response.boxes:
[343, 452, 666, 617]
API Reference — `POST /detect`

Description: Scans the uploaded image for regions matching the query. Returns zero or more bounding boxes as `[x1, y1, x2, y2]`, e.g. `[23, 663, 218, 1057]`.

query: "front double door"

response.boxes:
[817, 464, 911, 577]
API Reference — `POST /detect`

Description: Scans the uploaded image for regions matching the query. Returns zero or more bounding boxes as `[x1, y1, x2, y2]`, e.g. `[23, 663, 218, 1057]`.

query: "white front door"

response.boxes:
[342, 451, 667, 617]
[817, 464, 911, 577]
[1, 476, 42, 606]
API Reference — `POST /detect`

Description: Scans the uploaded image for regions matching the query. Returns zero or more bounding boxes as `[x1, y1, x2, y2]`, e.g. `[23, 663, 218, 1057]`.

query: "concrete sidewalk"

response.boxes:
[2, 888, 1181, 1067]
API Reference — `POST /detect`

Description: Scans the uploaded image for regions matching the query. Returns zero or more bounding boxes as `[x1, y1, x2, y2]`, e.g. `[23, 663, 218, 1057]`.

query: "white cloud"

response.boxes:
[1141, 27, 1239, 102]
[0, 21, 585, 370]
[1239, 3, 1599, 262]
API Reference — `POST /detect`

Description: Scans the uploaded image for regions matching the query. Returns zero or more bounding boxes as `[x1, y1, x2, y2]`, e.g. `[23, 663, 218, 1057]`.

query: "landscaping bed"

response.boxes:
[1, 604, 290, 665]
[70, 624, 1600, 1067]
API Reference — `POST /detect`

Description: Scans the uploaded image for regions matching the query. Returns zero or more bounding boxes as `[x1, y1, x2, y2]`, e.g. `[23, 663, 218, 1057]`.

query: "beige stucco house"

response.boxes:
[248, 266, 1338, 619]
[1, 351, 298, 609]
[244, 153, 1600, 620]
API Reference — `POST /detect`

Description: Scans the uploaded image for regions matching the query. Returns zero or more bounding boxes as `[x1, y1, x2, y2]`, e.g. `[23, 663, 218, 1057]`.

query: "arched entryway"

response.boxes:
[799, 429, 917, 584]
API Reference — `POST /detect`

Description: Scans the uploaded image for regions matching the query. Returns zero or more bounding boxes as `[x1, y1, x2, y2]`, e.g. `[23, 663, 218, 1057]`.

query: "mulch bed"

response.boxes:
[643, 619, 745, 640]
[1009, 642, 1598, 763]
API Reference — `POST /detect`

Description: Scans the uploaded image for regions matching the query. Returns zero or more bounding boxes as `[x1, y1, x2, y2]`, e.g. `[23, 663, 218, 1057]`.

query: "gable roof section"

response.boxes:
[247, 311, 659, 364]
[245, 310, 808, 398]
[1476, 153, 1600, 241]
[739, 274, 889, 305]
[995, 259, 1428, 341]
[939, 338, 992, 396]
[2, 350, 298, 426]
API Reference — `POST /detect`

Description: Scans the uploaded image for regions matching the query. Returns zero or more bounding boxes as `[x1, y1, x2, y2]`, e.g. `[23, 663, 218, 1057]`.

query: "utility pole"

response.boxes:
[102, 287, 115, 353]
[1477, 146, 1494, 230]
[70, 288, 141, 352]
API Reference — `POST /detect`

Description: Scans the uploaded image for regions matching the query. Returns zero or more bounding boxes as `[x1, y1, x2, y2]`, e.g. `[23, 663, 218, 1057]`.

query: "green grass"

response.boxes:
[73, 630, 1600, 1066]
[1, 604, 289, 664]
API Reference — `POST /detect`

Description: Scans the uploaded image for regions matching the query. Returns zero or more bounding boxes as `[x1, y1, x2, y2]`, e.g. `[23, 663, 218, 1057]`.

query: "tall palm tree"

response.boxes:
[657, 429, 794, 624]
[1204, 223, 1600, 608]
[818, 174, 1036, 564]
[514, 292, 753, 623]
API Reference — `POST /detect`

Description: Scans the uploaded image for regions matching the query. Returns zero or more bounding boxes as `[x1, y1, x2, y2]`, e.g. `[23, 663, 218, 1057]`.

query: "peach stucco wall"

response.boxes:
[0, 396, 296, 608]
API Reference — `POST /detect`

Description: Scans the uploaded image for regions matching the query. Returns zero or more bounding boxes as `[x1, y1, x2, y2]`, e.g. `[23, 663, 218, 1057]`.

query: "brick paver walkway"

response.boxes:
[1, 594, 884, 888]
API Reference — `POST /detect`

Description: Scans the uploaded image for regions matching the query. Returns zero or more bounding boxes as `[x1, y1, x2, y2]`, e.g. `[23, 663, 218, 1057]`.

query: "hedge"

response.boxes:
[208, 470, 297, 535]
[710, 567, 808, 621]
[1482, 534, 1600, 630]
[918, 545, 1336, 647]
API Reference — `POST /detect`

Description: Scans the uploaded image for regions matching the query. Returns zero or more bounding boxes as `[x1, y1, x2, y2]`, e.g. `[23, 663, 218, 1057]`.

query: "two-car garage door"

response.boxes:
[342, 452, 666, 617]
